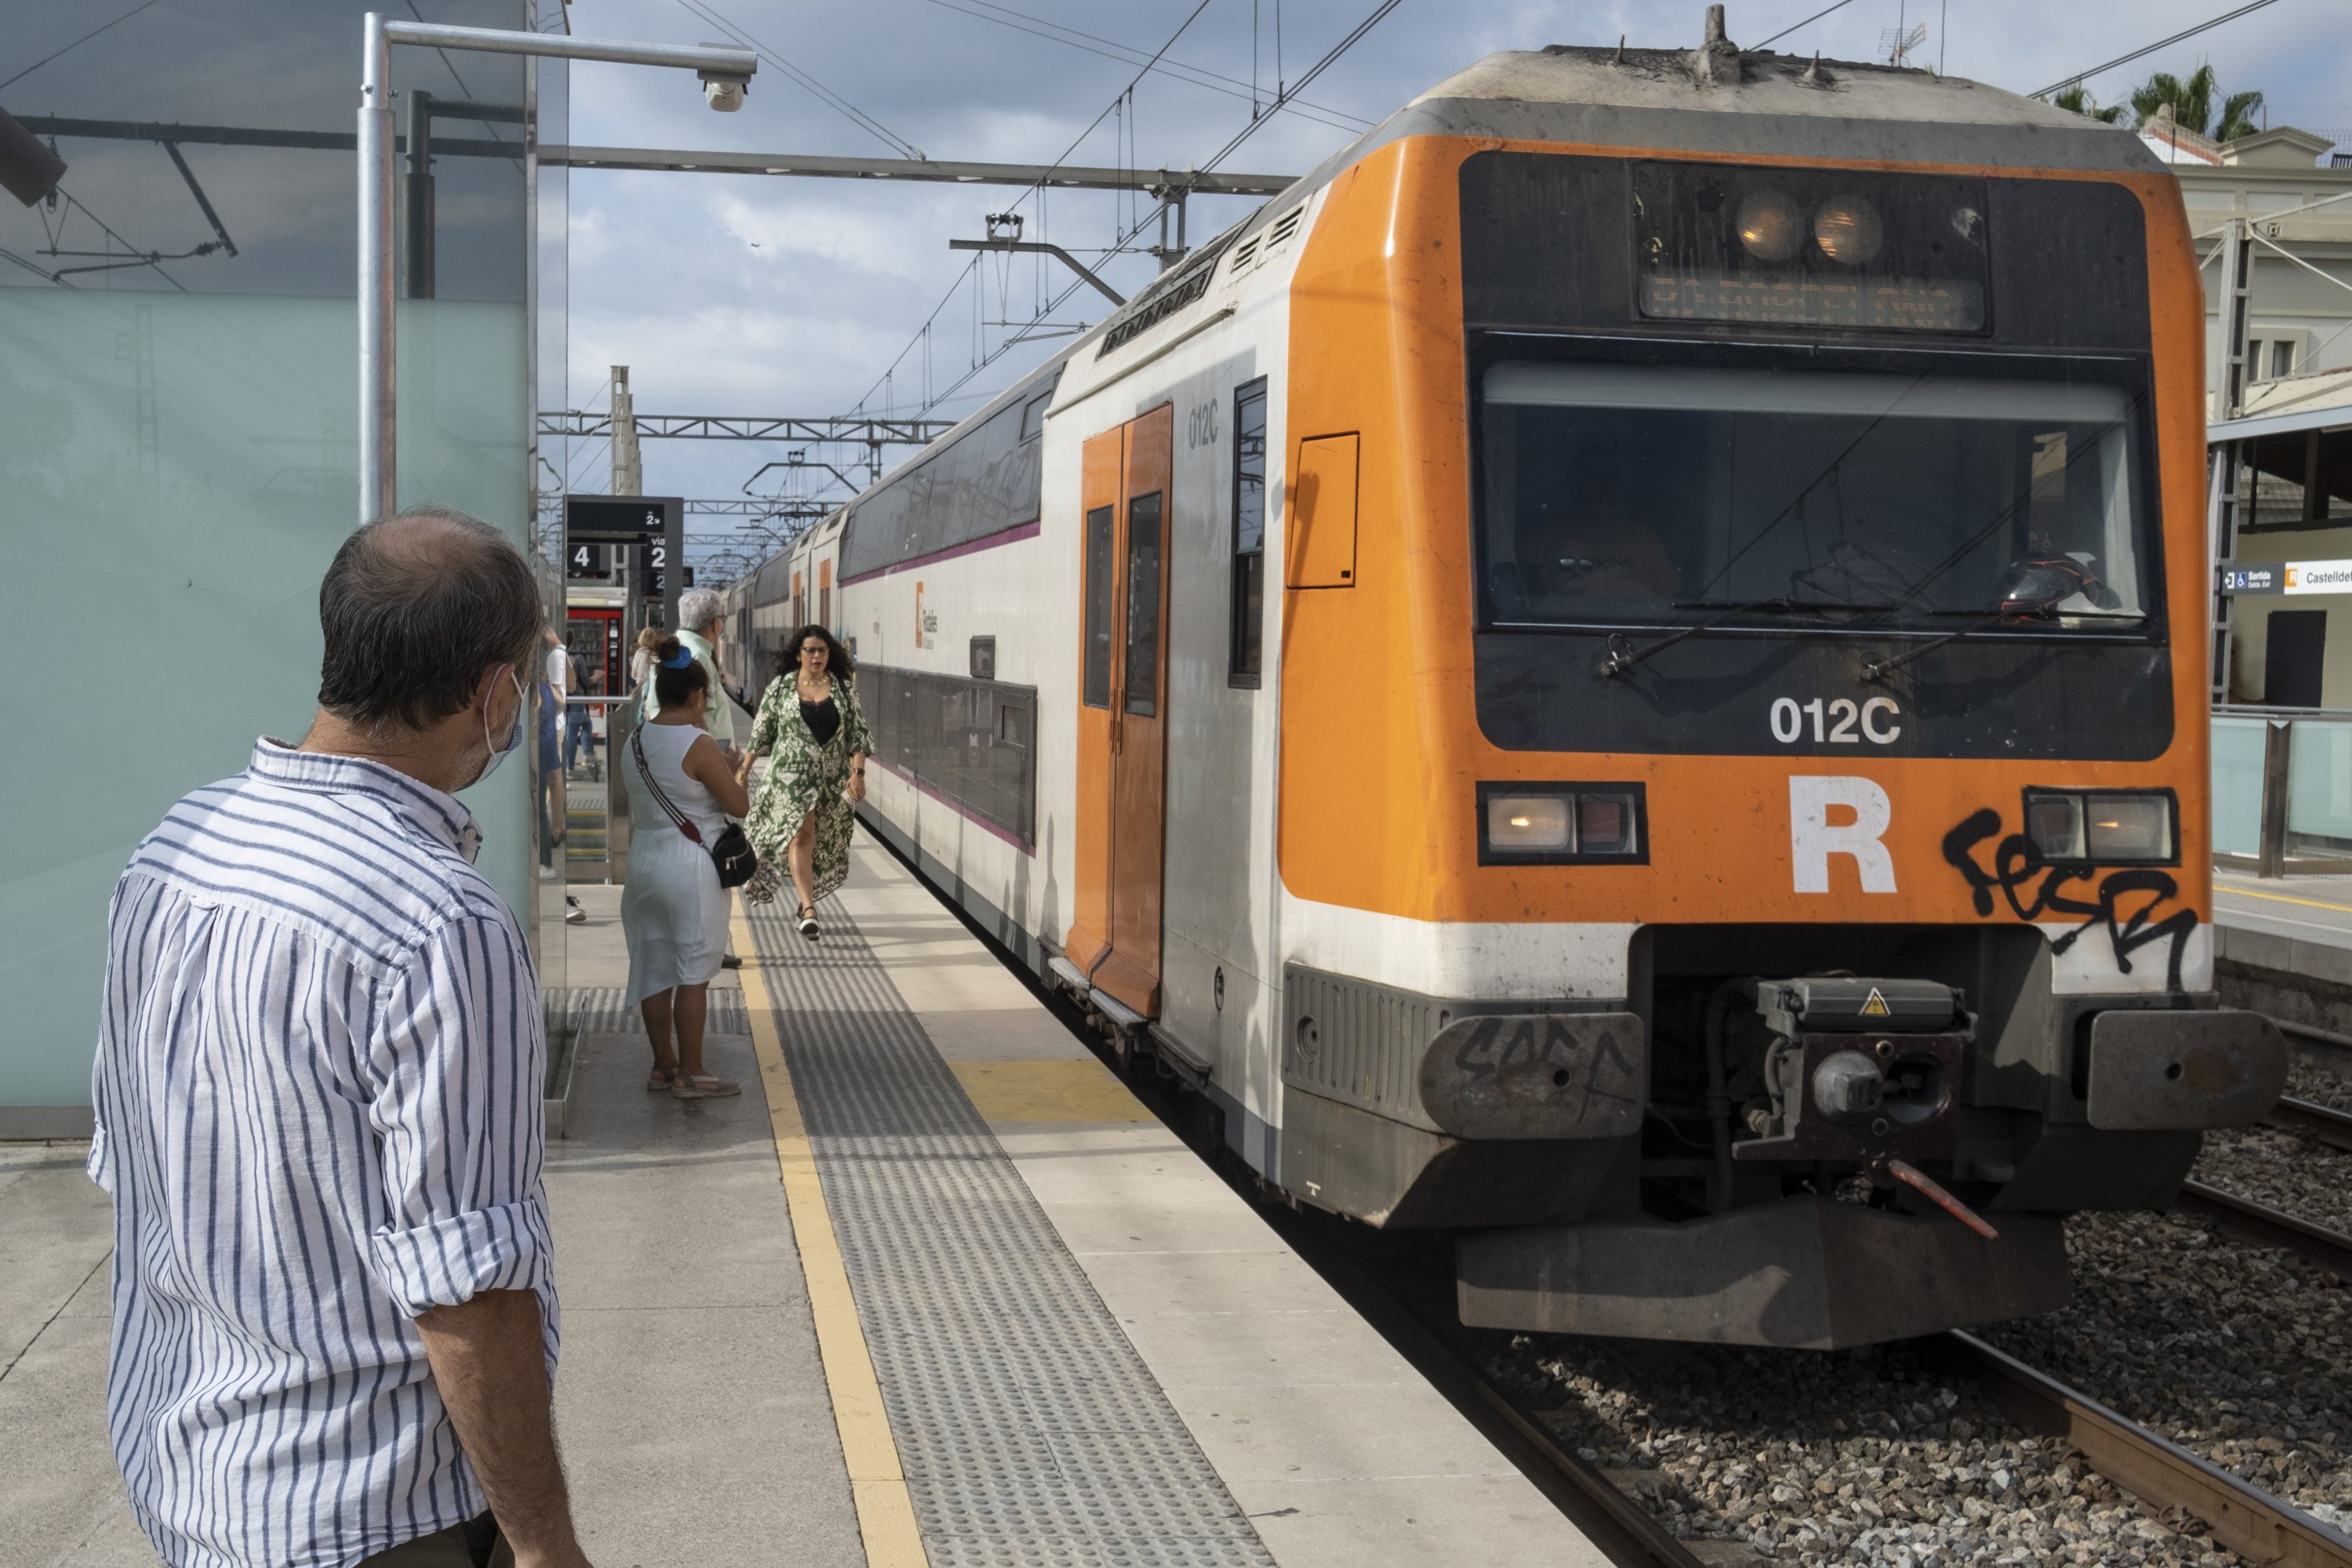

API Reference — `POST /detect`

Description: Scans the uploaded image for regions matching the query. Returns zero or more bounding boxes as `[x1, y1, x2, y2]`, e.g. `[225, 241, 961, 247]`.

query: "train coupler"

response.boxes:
[1730, 976, 1969, 1165]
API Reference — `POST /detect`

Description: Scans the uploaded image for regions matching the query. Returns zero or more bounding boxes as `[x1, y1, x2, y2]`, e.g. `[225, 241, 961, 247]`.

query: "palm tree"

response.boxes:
[2133, 66, 2217, 135]
[2214, 88, 2265, 142]
[2053, 84, 2125, 123]
[2130, 64, 2266, 141]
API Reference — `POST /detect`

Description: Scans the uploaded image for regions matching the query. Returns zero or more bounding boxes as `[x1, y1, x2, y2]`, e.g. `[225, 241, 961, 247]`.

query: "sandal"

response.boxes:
[647, 1066, 677, 1091]
[671, 1071, 742, 1101]
[797, 903, 820, 941]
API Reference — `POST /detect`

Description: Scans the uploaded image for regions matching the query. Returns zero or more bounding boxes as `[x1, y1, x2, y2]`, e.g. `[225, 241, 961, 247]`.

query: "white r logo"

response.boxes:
[1789, 776, 1897, 894]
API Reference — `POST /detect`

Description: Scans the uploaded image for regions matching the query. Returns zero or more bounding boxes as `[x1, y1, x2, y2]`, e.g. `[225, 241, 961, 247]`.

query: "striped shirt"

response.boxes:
[88, 739, 557, 1568]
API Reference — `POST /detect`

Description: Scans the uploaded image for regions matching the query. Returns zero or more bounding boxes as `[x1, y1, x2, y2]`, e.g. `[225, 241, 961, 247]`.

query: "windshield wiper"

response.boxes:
[1863, 606, 2051, 681]
[1599, 598, 1886, 679]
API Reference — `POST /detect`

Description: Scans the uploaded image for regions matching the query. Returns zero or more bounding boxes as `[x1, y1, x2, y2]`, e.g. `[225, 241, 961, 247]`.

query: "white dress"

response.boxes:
[622, 721, 732, 1005]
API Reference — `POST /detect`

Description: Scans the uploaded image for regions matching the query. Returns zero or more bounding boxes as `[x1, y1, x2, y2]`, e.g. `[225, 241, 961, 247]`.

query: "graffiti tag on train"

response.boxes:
[1940, 808, 2197, 990]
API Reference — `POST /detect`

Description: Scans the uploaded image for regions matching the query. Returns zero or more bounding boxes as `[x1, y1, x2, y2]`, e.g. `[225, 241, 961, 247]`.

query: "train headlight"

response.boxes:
[1734, 189, 1802, 263]
[1479, 784, 1647, 865]
[1813, 194, 1885, 265]
[1488, 793, 1571, 851]
[2022, 789, 2176, 866]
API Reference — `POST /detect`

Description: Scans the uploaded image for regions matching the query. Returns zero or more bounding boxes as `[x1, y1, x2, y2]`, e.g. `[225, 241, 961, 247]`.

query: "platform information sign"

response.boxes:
[2222, 559, 2352, 596]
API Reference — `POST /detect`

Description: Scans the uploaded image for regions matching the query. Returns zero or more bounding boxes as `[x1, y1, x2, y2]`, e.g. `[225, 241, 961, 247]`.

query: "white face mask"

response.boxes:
[464, 668, 528, 790]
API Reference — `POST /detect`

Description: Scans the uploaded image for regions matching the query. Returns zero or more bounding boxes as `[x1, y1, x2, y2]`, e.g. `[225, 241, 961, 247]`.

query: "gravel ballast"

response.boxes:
[1484, 1330, 2249, 1564]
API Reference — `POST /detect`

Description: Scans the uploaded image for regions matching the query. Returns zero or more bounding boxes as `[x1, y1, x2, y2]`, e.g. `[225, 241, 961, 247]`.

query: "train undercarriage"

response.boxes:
[1271, 924, 2287, 1348]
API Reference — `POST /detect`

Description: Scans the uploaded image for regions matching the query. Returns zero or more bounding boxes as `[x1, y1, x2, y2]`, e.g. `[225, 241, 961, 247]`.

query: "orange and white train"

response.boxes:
[722, 22, 2286, 1347]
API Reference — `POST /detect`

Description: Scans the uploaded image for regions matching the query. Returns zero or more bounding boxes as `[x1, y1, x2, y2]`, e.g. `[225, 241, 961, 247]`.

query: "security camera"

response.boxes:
[698, 50, 751, 113]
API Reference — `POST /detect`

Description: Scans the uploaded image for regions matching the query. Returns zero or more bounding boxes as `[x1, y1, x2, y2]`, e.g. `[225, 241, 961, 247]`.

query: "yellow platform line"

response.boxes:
[2216, 885, 2352, 916]
[731, 898, 930, 1568]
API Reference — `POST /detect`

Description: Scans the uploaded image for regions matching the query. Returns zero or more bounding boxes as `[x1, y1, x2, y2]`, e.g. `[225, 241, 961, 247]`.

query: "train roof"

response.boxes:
[1231, 28, 2161, 252]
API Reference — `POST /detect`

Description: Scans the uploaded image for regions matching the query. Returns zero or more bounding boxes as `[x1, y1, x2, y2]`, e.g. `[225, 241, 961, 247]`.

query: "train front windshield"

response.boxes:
[1477, 363, 2148, 634]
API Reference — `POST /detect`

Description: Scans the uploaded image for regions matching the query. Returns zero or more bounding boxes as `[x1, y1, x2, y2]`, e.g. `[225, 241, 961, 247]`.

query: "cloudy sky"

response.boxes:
[551, 0, 2352, 569]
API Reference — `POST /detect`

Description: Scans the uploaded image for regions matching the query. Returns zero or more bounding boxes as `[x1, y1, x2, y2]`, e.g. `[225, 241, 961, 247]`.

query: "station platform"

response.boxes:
[2212, 869, 2352, 1031]
[3, 828, 1601, 1567]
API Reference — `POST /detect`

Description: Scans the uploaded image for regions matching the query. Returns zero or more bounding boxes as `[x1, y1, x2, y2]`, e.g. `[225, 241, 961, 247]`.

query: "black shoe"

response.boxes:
[564, 896, 586, 926]
[720, 952, 742, 969]
[798, 905, 820, 941]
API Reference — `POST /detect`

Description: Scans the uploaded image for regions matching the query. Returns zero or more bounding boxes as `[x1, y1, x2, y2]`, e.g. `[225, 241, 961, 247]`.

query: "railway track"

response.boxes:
[2267, 1092, 2352, 1152]
[919, 860, 2352, 1565]
[1146, 1073, 2352, 1567]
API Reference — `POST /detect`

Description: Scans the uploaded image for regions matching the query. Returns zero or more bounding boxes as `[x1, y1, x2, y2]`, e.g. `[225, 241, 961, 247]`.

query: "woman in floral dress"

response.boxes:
[737, 623, 873, 938]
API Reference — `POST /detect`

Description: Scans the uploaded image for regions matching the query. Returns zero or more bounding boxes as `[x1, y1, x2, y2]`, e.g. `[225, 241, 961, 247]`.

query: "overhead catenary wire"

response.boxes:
[1196, 0, 1403, 176]
[0, 0, 169, 93]
[1752, 0, 1860, 53]
[2029, 0, 2286, 98]
[851, 0, 1220, 416]
[904, 0, 1370, 132]
[866, 0, 1404, 426]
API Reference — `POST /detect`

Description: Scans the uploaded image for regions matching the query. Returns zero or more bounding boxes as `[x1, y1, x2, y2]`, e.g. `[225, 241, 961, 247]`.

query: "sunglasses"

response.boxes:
[800, 644, 828, 655]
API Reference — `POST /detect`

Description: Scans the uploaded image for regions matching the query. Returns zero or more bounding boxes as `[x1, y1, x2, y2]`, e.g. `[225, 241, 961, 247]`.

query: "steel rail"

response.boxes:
[2174, 1179, 2352, 1282]
[2267, 1093, 2352, 1152]
[1941, 1330, 2352, 1568]
[2277, 1017, 2352, 1054]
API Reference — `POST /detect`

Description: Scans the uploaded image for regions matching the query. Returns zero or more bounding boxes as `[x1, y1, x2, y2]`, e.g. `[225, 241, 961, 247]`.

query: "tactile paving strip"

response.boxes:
[557, 985, 750, 1037]
[746, 898, 1274, 1568]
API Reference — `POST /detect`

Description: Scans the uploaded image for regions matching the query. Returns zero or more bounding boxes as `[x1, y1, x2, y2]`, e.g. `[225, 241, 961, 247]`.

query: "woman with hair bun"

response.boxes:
[623, 636, 753, 1098]
[737, 623, 871, 939]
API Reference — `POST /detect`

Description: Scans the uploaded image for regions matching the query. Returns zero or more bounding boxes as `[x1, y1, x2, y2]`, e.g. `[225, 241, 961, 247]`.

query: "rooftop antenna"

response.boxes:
[1879, 21, 1927, 65]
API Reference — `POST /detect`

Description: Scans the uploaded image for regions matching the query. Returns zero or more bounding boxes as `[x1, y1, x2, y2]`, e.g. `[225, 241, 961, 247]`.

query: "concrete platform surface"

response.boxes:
[828, 834, 1609, 1568]
[2214, 869, 2352, 990]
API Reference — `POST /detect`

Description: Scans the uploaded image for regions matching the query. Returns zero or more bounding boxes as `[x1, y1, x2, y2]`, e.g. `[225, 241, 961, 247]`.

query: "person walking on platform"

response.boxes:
[87, 506, 593, 1568]
[739, 623, 871, 940]
[625, 637, 752, 1098]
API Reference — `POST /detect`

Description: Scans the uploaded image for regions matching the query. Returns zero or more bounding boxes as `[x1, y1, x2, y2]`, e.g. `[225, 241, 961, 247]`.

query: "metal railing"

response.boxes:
[2214, 705, 2352, 876]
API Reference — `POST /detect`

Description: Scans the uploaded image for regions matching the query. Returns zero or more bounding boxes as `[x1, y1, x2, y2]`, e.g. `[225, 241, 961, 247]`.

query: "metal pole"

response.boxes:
[358, 12, 396, 522]
[2258, 720, 2292, 878]
[403, 88, 433, 299]
[356, 20, 753, 527]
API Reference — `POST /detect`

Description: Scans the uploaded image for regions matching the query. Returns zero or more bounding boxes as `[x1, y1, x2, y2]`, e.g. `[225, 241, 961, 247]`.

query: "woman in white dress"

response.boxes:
[623, 637, 753, 1098]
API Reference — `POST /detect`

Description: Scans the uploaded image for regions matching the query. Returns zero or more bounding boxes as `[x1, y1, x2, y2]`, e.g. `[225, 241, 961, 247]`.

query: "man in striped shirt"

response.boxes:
[89, 508, 592, 1568]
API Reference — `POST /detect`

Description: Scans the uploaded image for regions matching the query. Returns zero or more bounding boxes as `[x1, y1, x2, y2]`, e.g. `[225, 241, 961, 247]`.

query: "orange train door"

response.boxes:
[1065, 404, 1174, 1015]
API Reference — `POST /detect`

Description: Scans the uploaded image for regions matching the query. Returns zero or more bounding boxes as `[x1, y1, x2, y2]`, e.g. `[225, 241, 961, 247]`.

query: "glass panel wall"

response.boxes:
[0, 1, 548, 1127]
[2212, 715, 2267, 858]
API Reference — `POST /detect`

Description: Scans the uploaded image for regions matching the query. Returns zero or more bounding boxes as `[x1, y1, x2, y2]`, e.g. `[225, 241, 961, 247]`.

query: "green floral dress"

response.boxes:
[744, 672, 874, 905]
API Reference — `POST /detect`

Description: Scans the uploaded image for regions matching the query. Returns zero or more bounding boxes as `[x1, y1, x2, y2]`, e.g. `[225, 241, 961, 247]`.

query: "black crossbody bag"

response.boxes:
[633, 729, 760, 889]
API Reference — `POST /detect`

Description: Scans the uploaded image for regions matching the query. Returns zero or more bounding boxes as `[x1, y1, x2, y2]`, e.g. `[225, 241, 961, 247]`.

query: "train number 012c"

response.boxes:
[1769, 696, 1901, 746]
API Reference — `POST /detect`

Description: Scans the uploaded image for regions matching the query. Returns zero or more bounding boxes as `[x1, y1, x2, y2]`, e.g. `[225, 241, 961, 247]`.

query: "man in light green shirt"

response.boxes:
[644, 587, 736, 755]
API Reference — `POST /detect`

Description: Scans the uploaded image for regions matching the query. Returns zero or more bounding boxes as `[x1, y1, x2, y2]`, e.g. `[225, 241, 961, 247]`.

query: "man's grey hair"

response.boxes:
[677, 586, 727, 636]
[317, 506, 543, 731]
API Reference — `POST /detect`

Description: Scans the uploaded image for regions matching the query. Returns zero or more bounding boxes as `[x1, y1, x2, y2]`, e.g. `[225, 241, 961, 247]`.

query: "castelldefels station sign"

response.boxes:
[2222, 560, 2352, 596]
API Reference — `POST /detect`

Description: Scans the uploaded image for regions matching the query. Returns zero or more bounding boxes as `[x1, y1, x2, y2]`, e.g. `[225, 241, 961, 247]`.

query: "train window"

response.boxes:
[1124, 493, 1164, 717]
[1083, 505, 1115, 708]
[1477, 362, 2150, 637]
[970, 635, 996, 681]
[1230, 378, 1269, 686]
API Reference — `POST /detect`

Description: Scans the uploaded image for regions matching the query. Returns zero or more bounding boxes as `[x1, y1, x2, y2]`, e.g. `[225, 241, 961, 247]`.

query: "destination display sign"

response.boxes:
[2220, 560, 2352, 596]
[564, 495, 677, 540]
[1639, 271, 1986, 333]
